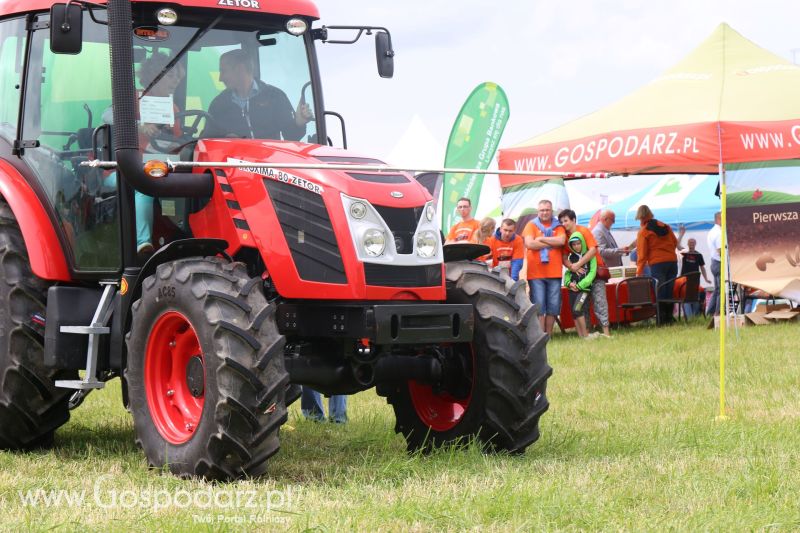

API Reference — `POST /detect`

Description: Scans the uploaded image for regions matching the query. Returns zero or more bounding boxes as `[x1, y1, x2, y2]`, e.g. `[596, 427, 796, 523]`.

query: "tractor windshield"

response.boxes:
[129, 10, 318, 146]
[17, 7, 318, 273]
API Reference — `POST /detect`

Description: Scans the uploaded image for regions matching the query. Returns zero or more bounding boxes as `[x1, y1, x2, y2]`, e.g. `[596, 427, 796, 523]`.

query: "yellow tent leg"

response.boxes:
[717, 164, 728, 421]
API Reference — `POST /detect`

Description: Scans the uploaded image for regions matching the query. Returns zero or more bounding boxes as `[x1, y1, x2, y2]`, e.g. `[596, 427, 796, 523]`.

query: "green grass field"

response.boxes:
[2, 320, 799, 531]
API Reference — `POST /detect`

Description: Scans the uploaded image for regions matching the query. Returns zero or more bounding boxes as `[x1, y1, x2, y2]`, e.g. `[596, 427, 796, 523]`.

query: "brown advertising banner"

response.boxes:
[726, 160, 800, 301]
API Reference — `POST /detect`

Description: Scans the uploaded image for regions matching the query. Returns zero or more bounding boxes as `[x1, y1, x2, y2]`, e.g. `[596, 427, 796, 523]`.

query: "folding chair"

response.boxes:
[657, 271, 700, 323]
[615, 276, 657, 325]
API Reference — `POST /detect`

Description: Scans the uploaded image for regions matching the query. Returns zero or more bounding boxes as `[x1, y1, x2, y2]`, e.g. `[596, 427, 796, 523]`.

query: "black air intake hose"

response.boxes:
[107, 0, 212, 198]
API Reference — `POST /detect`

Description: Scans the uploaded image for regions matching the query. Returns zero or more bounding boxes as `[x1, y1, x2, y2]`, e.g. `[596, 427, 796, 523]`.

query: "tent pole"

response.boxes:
[717, 162, 728, 420]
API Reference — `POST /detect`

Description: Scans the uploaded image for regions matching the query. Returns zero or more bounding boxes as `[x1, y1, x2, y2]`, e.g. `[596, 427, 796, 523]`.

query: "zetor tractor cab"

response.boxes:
[0, 0, 551, 480]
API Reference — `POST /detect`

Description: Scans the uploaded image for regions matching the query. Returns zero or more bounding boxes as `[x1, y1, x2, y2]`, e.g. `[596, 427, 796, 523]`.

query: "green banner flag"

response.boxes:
[442, 82, 510, 231]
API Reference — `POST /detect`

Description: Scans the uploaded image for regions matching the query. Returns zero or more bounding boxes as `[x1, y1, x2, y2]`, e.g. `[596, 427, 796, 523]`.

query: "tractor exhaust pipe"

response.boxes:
[107, 0, 213, 199]
[373, 356, 441, 384]
[284, 356, 365, 396]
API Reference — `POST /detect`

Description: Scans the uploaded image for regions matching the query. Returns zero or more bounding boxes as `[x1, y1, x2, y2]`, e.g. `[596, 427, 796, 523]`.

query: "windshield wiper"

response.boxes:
[139, 12, 224, 98]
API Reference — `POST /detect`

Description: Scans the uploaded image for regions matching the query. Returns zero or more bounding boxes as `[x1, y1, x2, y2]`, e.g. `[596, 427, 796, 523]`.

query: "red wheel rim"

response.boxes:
[144, 311, 204, 444]
[408, 345, 474, 432]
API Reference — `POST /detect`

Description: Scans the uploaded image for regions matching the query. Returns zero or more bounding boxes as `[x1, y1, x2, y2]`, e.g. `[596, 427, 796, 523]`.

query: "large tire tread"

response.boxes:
[0, 199, 75, 450]
[387, 261, 552, 454]
[126, 257, 288, 481]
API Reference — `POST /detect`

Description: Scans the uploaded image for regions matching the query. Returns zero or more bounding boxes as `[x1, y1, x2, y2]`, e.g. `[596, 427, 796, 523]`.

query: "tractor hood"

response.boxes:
[190, 139, 445, 301]
[196, 139, 432, 208]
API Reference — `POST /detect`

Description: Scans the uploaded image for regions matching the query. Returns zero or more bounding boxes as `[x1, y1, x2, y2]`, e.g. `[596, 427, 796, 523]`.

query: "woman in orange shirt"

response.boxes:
[635, 205, 678, 323]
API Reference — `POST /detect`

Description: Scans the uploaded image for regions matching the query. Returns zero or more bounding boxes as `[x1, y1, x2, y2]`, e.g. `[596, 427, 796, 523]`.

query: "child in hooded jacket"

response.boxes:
[564, 231, 597, 338]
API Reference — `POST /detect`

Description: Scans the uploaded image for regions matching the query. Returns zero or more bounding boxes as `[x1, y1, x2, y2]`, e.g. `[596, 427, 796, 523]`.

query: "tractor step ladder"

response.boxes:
[55, 282, 116, 390]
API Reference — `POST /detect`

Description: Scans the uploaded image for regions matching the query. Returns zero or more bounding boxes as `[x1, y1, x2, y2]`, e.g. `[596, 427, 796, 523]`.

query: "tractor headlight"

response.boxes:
[286, 18, 308, 36]
[156, 7, 178, 26]
[425, 203, 436, 222]
[363, 229, 386, 257]
[416, 230, 438, 258]
[349, 201, 367, 219]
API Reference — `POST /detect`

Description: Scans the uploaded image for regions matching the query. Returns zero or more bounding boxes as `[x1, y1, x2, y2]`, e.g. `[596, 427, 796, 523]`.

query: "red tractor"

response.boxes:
[0, 0, 551, 480]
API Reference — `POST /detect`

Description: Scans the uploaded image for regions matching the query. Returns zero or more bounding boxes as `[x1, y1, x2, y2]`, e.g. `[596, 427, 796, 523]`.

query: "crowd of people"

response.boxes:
[445, 197, 718, 337]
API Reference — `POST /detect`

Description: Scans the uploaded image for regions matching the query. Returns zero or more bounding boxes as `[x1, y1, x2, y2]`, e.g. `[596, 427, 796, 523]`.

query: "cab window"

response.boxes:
[20, 10, 120, 271]
[0, 18, 26, 142]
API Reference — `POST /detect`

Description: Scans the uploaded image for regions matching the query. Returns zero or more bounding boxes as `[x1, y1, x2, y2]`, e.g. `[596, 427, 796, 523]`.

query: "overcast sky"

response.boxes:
[313, 1, 800, 165]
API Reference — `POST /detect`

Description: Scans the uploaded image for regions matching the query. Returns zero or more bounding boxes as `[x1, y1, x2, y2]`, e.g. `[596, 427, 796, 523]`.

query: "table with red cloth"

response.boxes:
[558, 277, 656, 330]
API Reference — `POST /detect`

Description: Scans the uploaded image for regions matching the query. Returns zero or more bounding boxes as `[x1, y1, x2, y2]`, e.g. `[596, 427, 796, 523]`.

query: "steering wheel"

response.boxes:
[147, 110, 227, 153]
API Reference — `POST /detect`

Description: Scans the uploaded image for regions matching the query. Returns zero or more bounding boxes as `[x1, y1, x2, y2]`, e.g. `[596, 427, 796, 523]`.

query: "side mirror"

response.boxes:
[375, 31, 394, 78]
[50, 3, 83, 54]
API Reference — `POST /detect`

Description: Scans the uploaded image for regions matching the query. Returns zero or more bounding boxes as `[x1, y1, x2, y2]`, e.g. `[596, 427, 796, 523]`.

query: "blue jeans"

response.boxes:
[301, 387, 348, 423]
[706, 259, 721, 316]
[683, 302, 701, 318]
[104, 172, 153, 251]
[529, 278, 562, 316]
[650, 261, 678, 322]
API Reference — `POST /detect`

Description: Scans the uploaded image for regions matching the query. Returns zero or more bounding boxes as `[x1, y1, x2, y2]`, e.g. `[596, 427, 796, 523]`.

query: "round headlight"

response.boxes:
[286, 18, 308, 36]
[363, 229, 386, 257]
[416, 230, 438, 258]
[425, 204, 435, 222]
[156, 8, 178, 26]
[350, 201, 367, 219]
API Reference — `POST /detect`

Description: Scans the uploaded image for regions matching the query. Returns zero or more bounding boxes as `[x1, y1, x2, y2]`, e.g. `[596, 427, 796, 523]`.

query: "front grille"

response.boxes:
[364, 264, 442, 287]
[374, 205, 423, 254]
[263, 179, 346, 284]
[346, 172, 409, 184]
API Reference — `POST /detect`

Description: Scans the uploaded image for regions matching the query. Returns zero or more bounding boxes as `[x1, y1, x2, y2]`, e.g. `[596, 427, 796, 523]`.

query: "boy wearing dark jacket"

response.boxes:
[564, 231, 597, 338]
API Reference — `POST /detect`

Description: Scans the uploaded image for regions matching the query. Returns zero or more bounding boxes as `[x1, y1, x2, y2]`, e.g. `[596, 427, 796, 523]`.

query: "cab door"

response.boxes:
[19, 9, 120, 273]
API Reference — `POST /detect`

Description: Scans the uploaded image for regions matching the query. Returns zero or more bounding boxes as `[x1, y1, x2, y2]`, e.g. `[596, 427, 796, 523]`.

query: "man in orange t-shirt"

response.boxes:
[522, 200, 566, 335]
[559, 209, 611, 337]
[489, 218, 525, 281]
[446, 197, 481, 243]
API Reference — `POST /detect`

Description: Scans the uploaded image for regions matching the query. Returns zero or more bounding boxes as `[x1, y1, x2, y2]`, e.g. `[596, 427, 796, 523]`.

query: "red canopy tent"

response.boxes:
[499, 23, 800, 181]
[497, 23, 800, 418]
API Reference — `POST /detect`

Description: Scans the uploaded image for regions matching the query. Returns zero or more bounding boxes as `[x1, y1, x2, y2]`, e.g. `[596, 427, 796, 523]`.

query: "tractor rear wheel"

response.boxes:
[386, 262, 552, 453]
[0, 200, 76, 449]
[126, 257, 288, 480]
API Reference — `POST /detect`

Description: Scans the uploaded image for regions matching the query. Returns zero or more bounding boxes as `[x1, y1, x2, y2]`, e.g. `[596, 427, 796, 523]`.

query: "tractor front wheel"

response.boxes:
[126, 257, 288, 480]
[386, 262, 552, 453]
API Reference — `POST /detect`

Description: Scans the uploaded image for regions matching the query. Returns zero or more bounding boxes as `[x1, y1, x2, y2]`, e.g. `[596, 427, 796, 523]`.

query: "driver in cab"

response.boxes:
[205, 49, 312, 141]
